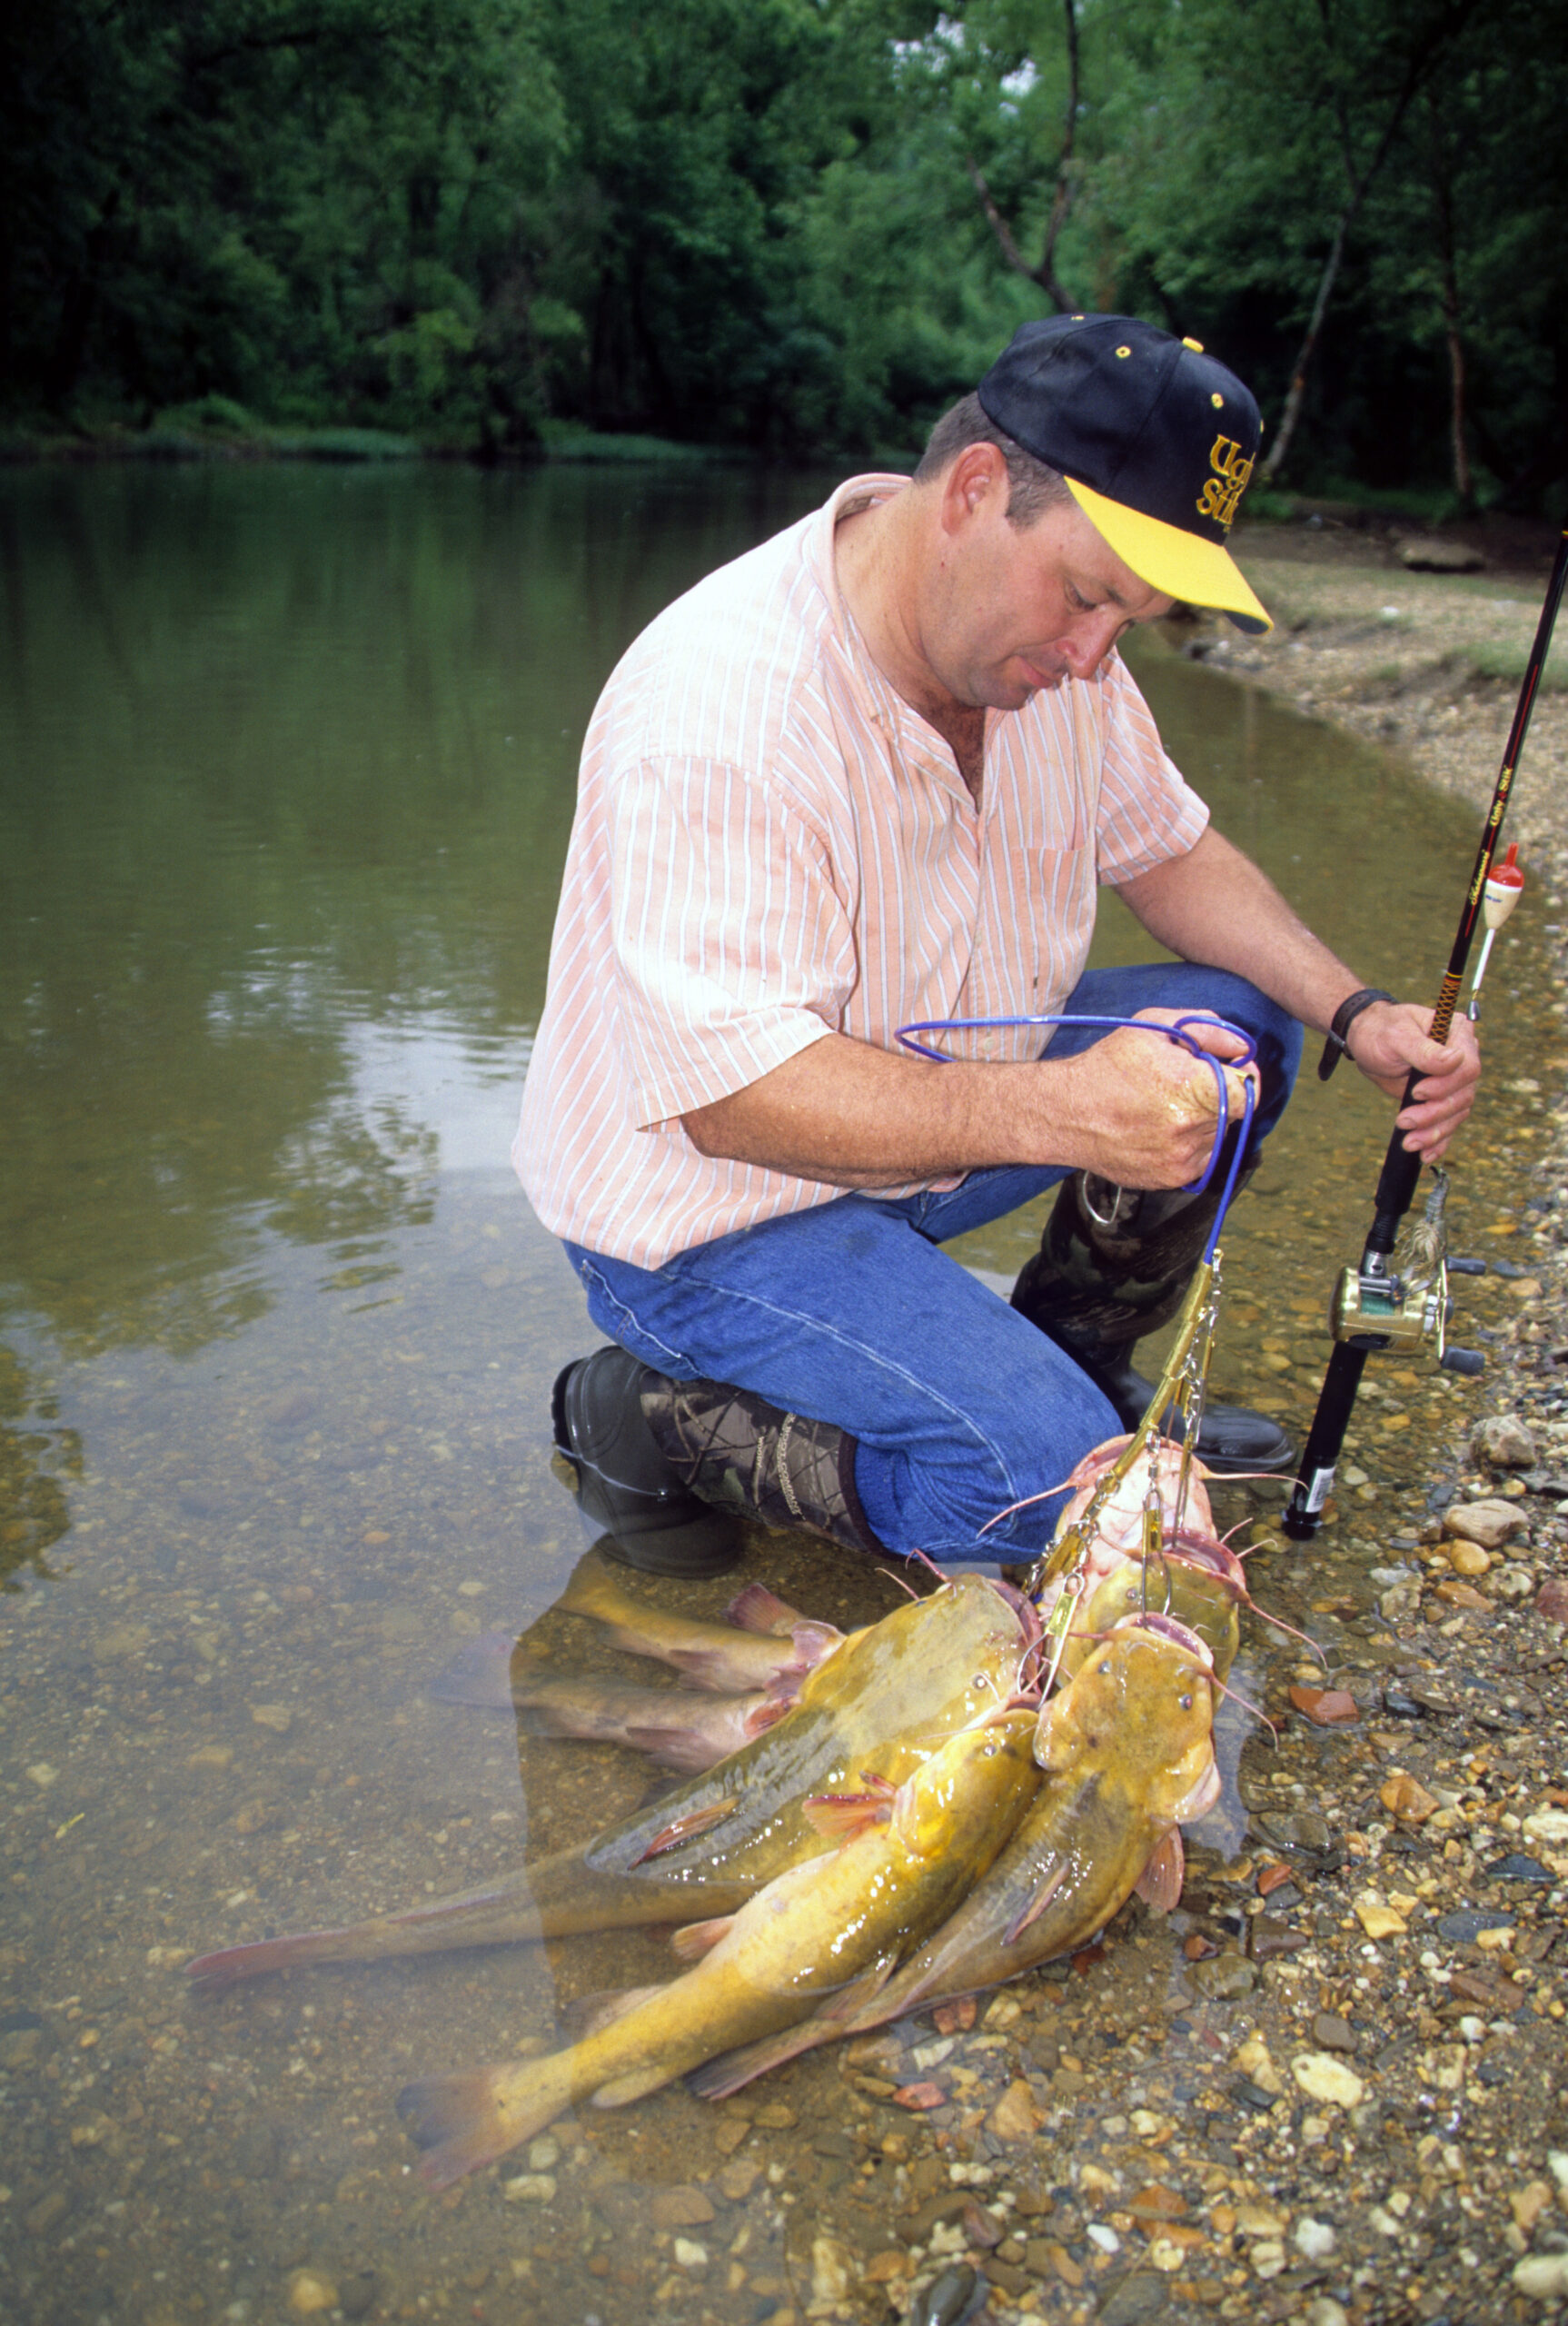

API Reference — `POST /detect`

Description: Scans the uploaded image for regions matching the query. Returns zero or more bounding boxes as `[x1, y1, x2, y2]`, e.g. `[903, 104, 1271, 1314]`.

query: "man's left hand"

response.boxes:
[1344, 1000, 1481, 1160]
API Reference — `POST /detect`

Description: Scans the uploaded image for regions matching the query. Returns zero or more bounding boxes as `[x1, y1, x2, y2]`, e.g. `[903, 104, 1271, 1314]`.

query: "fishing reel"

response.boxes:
[1327, 1253, 1486, 1377]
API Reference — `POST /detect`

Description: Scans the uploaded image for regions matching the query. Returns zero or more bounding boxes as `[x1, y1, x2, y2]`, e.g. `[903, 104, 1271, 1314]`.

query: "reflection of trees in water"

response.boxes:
[0, 1348, 80, 1589]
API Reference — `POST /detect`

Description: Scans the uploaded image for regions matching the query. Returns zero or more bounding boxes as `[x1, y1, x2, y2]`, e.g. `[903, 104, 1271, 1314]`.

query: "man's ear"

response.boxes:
[938, 442, 1009, 535]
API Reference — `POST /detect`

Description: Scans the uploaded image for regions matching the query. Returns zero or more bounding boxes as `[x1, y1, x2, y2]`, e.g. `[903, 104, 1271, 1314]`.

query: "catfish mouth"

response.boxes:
[1162, 1530, 1247, 1593]
[1111, 1609, 1214, 1666]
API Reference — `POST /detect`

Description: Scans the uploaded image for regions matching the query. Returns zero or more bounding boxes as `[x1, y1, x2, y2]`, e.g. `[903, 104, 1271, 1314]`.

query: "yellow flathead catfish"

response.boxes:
[187, 1572, 1031, 1992]
[397, 1705, 1040, 2184]
[690, 1620, 1217, 2097]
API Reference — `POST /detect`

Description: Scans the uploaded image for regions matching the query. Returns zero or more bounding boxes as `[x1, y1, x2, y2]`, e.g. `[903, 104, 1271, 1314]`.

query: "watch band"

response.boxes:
[1317, 988, 1395, 1082]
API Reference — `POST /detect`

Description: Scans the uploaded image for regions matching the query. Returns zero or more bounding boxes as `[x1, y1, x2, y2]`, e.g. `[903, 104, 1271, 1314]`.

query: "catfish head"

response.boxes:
[1033, 1620, 1219, 1828]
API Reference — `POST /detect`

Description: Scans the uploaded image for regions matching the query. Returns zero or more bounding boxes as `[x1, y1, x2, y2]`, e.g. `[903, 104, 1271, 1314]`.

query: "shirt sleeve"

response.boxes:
[1093, 653, 1210, 886]
[607, 755, 857, 1128]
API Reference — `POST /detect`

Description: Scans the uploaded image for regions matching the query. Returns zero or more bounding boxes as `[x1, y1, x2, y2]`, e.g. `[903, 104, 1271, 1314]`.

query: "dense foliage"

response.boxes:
[5, 0, 1564, 502]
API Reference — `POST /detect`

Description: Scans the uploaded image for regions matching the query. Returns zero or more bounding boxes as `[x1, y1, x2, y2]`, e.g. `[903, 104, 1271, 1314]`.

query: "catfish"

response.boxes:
[397, 1705, 1040, 2185]
[187, 1572, 1031, 1993]
[690, 1618, 1217, 2097]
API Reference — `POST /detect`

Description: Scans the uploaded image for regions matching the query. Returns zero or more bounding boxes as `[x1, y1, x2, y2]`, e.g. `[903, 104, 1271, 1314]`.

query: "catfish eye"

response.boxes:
[1179, 1693, 1193, 1711]
[1097, 1658, 1112, 1676]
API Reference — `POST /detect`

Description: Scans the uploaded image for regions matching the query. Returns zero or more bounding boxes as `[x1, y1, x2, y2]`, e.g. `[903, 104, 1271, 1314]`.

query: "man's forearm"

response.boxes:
[680, 1016, 1252, 1192]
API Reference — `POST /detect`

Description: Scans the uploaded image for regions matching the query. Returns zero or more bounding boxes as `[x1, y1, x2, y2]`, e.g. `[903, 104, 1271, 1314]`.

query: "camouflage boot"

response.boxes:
[552, 1347, 880, 1578]
[1009, 1168, 1295, 1476]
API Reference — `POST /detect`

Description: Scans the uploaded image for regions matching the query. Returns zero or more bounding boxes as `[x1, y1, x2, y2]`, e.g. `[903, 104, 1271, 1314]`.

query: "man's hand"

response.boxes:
[1047, 1008, 1259, 1188]
[1342, 1001, 1481, 1161]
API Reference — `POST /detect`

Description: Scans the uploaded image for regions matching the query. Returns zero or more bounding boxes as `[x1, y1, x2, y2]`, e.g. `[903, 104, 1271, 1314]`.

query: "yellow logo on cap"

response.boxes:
[1196, 435, 1254, 531]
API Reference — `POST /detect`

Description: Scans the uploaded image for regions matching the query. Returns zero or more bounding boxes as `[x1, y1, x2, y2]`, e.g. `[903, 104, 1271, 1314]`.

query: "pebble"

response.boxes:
[1095, 2273, 1168, 2323]
[1310, 2013, 1356, 2053]
[1436, 1907, 1513, 1943]
[1523, 1806, 1568, 1846]
[285, 2271, 338, 2314]
[249, 1705, 293, 1734]
[502, 2173, 556, 2203]
[1472, 1414, 1538, 1468]
[1354, 1899, 1407, 1939]
[1304, 2302, 1349, 2326]
[672, 2237, 708, 2272]
[1292, 2053, 1365, 2107]
[1514, 2254, 1568, 2301]
[1294, 2218, 1337, 2261]
[1443, 1500, 1524, 1550]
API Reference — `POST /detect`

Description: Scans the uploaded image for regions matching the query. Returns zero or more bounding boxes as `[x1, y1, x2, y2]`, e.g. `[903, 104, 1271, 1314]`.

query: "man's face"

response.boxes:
[920, 454, 1173, 712]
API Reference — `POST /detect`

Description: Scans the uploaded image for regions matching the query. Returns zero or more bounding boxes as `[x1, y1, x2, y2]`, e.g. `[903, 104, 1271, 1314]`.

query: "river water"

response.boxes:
[0, 463, 1553, 2326]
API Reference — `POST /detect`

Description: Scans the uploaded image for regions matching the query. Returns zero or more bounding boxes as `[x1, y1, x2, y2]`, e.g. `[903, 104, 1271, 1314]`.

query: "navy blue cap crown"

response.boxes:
[977, 314, 1261, 544]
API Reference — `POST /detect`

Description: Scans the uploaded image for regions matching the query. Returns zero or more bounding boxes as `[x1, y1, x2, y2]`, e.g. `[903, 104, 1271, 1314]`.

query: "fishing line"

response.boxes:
[895, 1009, 1257, 1255]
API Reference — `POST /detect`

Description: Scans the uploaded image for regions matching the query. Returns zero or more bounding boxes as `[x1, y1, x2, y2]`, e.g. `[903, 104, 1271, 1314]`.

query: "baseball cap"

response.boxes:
[977, 313, 1271, 633]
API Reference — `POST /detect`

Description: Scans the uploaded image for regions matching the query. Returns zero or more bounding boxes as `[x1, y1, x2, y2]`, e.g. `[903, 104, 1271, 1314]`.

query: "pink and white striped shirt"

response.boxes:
[515, 474, 1208, 1268]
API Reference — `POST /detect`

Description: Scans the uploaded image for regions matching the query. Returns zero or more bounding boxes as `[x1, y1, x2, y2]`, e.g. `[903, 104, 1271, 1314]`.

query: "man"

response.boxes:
[517, 313, 1480, 1578]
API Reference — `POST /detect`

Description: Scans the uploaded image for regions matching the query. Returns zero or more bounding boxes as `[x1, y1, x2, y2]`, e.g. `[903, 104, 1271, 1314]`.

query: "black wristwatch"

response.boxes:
[1317, 988, 1395, 1082]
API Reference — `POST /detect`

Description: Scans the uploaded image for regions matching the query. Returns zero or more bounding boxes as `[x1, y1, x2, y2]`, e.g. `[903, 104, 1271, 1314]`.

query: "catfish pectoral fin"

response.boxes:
[631, 1797, 739, 1864]
[1002, 1860, 1068, 1948]
[1133, 1828, 1185, 1912]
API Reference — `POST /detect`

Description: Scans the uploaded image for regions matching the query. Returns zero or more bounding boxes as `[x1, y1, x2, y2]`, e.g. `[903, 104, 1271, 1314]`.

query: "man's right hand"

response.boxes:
[1044, 1008, 1259, 1188]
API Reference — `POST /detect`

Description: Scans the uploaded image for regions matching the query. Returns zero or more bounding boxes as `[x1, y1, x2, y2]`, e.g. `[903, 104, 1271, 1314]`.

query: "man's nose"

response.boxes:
[1057, 613, 1126, 679]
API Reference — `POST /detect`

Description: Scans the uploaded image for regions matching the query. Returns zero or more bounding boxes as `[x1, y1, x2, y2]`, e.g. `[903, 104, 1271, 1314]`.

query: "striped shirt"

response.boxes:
[515, 474, 1208, 1268]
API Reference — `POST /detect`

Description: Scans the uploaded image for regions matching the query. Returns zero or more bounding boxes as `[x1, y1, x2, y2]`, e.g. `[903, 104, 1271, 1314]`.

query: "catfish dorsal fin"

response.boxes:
[802, 1790, 893, 1843]
[630, 1796, 739, 1865]
[670, 1915, 735, 1963]
[1134, 1828, 1186, 1913]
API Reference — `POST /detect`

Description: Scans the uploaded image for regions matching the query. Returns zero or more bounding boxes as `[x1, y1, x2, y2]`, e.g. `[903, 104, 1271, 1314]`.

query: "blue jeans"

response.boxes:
[564, 965, 1302, 1564]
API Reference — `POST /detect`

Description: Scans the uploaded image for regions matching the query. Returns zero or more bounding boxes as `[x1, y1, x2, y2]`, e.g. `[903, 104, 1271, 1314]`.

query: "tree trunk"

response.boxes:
[968, 0, 1079, 313]
[1263, 0, 1485, 482]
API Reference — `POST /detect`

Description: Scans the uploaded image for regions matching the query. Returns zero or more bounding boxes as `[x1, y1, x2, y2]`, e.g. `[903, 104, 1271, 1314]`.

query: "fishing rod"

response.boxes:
[1283, 524, 1568, 1540]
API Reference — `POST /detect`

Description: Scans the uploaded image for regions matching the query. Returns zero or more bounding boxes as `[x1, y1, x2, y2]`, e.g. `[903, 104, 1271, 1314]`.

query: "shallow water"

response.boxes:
[0, 464, 1558, 2325]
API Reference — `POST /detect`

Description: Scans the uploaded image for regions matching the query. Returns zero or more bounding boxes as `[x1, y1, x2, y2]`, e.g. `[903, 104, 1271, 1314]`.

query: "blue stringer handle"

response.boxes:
[894, 1011, 1257, 1265]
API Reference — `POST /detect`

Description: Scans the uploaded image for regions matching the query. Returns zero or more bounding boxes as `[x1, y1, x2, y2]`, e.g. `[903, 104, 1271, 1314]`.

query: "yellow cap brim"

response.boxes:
[1066, 477, 1272, 635]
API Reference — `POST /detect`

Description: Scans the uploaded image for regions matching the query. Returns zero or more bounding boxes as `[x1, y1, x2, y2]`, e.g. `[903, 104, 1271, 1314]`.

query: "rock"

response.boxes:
[672, 2237, 708, 2272]
[1537, 1578, 1568, 1623]
[1514, 2254, 1568, 2301]
[1354, 1899, 1407, 1939]
[1489, 1854, 1553, 1883]
[1396, 533, 1485, 567]
[1436, 1906, 1513, 1943]
[1294, 2219, 1337, 2261]
[910, 2263, 987, 2325]
[987, 2079, 1040, 2142]
[1254, 1809, 1331, 1852]
[527, 2136, 559, 2171]
[286, 2271, 339, 2315]
[1305, 2302, 1349, 2326]
[1291, 2053, 1365, 2107]
[1435, 1578, 1492, 1610]
[1289, 1686, 1359, 1725]
[1096, 2273, 1169, 2323]
[502, 2173, 556, 2203]
[1473, 1414, 1537, 1468]
[751, 2101, 795, 2128]
[1380, 1773, 1439, 1822]
[650, 2187, 714, 2229]
[250, 1705, 293, 1734]
[1443, 1500, 1525, 1550]
[716, 2158, 761, 2202]
[1311, 2013, 1356, 2053]
[1444, 1540, 1494, 1577]
[1187, 1952, 1257, 2001]
[1523, 1806, 1568, 1846]
[1232, 2037, 1284, 2095]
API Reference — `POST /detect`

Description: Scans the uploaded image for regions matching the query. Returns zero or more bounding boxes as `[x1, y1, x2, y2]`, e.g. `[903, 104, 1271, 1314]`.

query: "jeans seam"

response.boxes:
[665, 1267, 1028, 1514]
[575, 1259, 699, 1378]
